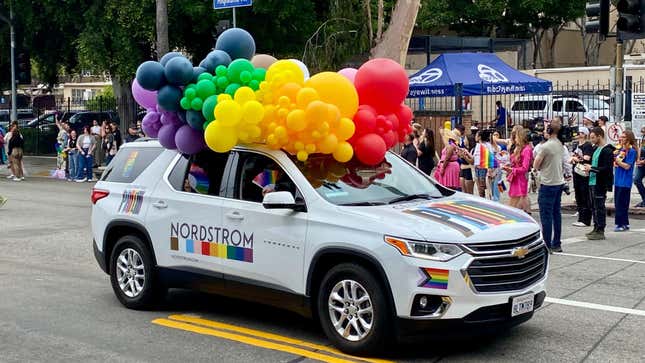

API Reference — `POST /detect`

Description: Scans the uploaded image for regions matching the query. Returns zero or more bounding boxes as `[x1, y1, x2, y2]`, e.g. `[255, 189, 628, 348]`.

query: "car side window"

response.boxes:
[234, 152, 297, 203]
[552, 100, 562, 112]
[170, 149, 230, 196]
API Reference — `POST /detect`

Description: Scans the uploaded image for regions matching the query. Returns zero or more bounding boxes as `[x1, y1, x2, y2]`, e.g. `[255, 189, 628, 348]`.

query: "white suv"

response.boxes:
[509, 95, 612, 125]
[92, 140, 548, 354]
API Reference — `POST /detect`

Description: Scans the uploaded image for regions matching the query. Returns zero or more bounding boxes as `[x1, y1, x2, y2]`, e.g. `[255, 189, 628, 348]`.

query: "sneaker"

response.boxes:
[625, 225, 630, 230]
[87, 178, 96, 182]
[551, 246, 563, 253]
[573, 211, 579, 217]
[614, 226, 627, 232]
[572, 222, 589, 227]
[75, 178, 87, 183]
[585, 228, 597, 237]
[19, 177, 24, 181]
[0, 196, 7, 208]
[588, 230, 606, 240]
[11, 176, 21, 182]
[6, 174, 14, 179]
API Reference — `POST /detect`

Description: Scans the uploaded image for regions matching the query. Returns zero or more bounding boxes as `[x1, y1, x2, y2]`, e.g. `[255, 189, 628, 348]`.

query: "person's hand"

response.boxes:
[583, 164, 591, 172]
[262, 184, 275, 196]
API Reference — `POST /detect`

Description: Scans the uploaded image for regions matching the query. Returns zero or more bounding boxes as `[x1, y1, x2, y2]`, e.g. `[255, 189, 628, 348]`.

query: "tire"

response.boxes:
[109, 235, 163, 310]
[317, 263, 391, 355]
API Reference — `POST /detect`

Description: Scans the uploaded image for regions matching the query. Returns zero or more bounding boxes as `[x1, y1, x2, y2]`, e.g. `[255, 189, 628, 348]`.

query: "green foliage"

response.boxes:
[85, 86, 116, 111]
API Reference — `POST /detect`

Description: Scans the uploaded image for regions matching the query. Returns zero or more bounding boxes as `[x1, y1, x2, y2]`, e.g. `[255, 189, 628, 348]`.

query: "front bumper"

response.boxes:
[93, 239, 108, 274]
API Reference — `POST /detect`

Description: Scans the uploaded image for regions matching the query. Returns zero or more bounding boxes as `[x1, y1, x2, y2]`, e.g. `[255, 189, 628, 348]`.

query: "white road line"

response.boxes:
[561, 237, 586, 245]
[553, 252, 645, 264]
[545, 297, 645, 317]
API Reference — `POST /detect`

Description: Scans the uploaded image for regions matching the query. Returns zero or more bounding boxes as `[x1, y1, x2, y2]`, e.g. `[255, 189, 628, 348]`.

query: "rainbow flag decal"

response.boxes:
[118, 189, 145, 215]
[188, 164, 210, 194]
[418, 268, 449, 289]
[404, 200, 533, 237]
[170, 237, 253, 263]
[122, 151, 139, 178]
[478, 144, 497, 169]
[253, 170, 280, 188]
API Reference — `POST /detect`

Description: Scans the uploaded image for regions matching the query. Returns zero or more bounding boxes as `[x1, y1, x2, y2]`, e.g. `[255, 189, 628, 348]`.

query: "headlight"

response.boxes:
[385, 236, 463, 261]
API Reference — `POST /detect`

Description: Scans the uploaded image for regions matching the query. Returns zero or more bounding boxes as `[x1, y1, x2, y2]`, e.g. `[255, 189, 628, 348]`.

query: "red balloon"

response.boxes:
[358, 104, 377, 114]
[385, 113, 400, 132]
[382, 130, 397, 148]
[353, 133, 387, 166]
[395, 104, 413, 128]
[398, 129, 407, 143]
[353, 108, 377, 137]
[355, 59, 409, 114]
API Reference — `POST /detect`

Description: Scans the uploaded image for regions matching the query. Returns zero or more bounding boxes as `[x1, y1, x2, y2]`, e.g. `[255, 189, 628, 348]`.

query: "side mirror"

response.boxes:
[262, 191, 304, 211]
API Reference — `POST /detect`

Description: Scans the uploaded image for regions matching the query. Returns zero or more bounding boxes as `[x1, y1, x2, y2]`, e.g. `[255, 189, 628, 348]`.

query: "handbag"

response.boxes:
[574, 163, 589, 177]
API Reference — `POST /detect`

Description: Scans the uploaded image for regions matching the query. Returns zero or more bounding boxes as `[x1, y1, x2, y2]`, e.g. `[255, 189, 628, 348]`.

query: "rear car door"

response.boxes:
[217, 150, 308, 293]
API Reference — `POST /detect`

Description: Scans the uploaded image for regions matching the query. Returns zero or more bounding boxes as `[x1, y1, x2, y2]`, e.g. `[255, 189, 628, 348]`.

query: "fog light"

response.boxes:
[419, 296, 428, 308]
[411, 295, 449, 316]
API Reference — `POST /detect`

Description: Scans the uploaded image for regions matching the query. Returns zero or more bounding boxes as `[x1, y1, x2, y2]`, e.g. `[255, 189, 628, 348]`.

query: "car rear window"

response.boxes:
[102, 146, 163, 183]
[511, 100, 547, 111]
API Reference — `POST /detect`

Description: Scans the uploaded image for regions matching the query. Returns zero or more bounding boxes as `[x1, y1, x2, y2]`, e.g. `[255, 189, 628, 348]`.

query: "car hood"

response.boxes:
[340, 194, 539, 243]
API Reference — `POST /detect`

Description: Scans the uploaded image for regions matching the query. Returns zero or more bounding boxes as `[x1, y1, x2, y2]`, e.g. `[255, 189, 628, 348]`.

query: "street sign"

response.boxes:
[632, 93, 645, 137]
[607, 122, 625, 142]
[213, 0, 252, 9]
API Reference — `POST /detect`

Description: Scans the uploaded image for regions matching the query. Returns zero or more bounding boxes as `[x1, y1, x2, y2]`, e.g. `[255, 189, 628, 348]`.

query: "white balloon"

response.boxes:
[289, 59, 310, 80]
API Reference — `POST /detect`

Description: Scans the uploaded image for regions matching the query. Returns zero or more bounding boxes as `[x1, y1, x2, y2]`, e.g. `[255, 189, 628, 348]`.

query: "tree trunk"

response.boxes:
[365, 0, 373, 46]
[156, 0, 169, 58]
[376, 0, 384, 41]
[370, 0, 421, 65]
[112, 77, 137, 131]
[545, 28, 560, 68]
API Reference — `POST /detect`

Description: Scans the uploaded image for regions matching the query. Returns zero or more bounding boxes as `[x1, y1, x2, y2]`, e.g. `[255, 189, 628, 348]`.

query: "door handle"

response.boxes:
[152, 200, 168, 209]
[225, 211, 244, 220]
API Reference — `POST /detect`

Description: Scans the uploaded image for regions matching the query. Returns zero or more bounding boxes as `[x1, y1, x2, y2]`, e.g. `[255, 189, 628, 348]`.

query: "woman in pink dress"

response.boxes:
[503, 128, 532, 210]
[434, 130, 461, 190]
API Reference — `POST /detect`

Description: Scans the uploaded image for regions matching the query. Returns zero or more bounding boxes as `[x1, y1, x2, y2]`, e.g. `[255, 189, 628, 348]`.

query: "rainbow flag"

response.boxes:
[419, 268, 449, 289]
[188, 164, 209, 194]
[478, 144, 497, 169]
[253, 170, 279, 188]
[122, 151, 138, 178]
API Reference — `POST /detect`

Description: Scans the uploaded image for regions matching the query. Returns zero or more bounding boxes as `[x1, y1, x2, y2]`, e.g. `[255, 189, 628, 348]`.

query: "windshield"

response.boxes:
[581, 97, 609, 110]
[293, 152, 446, 206]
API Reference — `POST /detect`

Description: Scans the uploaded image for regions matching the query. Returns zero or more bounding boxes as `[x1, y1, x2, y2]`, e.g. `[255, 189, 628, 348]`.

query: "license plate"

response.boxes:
[511, 293, 535, 317]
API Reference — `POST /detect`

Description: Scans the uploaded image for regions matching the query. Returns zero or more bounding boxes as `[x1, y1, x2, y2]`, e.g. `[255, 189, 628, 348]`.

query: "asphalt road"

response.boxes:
[1, 177, 645, 363]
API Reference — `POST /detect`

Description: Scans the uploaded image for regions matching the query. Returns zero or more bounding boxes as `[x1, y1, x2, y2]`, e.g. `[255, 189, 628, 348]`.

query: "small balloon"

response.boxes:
[251, 54, 278, 69]
[160, 52, 183, 67]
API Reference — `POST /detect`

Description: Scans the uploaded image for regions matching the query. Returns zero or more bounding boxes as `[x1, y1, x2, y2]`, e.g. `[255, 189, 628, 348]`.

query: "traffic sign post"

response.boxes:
[213, 0, 253, 28]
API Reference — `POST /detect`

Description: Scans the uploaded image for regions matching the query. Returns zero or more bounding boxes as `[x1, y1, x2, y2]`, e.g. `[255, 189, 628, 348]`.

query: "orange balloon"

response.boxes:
[277, 82, 302, 102]
[305, 72, 358, 118]
[305, 100, 329, 124]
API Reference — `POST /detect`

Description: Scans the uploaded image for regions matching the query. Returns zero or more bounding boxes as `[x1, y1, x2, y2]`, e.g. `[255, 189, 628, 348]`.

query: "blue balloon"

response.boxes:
[186, 110, 206, 130]
[164, 57, 194, 86]
[199, 58, 216, 74]
[215, 28, 256, 60]
[136, 61, 166, 91]
[157, 85, 183, 111]
[207, 50, 232, 67]
[160, 52, 183, 67]
[192, 67, 207, 83]
[177, 110, 187, 124]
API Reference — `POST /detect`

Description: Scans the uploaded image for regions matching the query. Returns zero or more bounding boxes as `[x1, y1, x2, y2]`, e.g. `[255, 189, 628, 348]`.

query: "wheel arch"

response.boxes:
[103, 220, 157, 273]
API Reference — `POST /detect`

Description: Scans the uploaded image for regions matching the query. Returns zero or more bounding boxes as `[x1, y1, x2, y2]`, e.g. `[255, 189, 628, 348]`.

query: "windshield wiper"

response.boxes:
[339, 201, 387, 206]
[387, 193, 435, 204]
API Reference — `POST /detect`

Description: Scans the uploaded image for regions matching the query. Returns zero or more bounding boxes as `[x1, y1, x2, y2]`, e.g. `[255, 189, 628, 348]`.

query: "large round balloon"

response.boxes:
[207, 50, 232, 67]
[186, 110, 206, 130]
[202, 95, 218, 121]
[338, 68, 358, 83]
[354, 58, 409, 114]
[353, 133, 387, 166]
[305, 72, 358, 118]
[227, 59, 255, 84]
[132, 79, 158, 109]
[158, 123, 179, 149]
[160, 52, 183, 67]
[164, 56, 194, 86]
[215, 28, 256, 60]
[175, 124, 205, 154]
[136, 61, 166, 91]
[192, 67, 207, 83]
[205, 122, 238, 153]
[251, 54, 277, 69]
[157, 85, 183, 111]
[141, 111, 162, 138]
[289, 59, 310, 80]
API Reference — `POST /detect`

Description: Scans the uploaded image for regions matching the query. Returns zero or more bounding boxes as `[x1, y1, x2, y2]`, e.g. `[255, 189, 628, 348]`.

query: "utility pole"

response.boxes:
[615, 38, 624, 120]
[0, 0, 17, 122]
[156, 0, 169, 58]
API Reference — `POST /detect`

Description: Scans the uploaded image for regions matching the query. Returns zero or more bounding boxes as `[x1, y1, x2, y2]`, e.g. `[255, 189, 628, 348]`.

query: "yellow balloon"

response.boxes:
[249, 126, 262, 139]
[305, 100, 329, 124]
[242, 101, 265, 124]
[297, 150, 309, 162]
[286, 109, 307, 132]
[305, 72, 358, 118]
[205, 122, 238, 153]
[444, 121, 452, 130]
[333, 141, 354, 163]
[336, 117, 356, 141]
[318, 134, 338, 154]
[294, 141, 305, 151]
[327, 104, 341, 125]
[234, 87, 257, 105]
[275, 126, 287, 139]
[218, 94, 232, 103]
[305, 144, 316, 154]
[296, 87, 320, 109]
[215, 100, 242, 127]
[266, 60, 305, 85]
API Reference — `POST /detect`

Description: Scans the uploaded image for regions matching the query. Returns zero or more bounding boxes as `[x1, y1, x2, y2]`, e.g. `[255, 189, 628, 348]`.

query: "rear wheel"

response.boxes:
[109, 235, 163, 309]
[317, 263, 391, 355]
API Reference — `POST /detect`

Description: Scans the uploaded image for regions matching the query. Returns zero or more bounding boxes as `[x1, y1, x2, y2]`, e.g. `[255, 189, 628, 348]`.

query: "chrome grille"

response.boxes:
[463, 231, 541, 254]
[465, 234, 548, 293]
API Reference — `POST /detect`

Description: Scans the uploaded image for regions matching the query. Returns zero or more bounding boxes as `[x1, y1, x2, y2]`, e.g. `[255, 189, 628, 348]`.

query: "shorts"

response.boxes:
[475, 167, 487, 179]
[459, 168, 473, 180]
[10, 147, 23, 160]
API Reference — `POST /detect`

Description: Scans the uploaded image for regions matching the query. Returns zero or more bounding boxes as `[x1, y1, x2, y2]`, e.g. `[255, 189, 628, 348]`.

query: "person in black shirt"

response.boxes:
[570, 127, 595, 227]
[7, 123, 24, 181]
[417, 128, 435, 175]
[400, 134, 418, 165]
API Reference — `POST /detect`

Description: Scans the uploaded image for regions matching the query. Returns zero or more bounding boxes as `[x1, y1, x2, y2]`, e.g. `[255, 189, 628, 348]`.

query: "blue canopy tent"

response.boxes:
[408, 52, 552, 98]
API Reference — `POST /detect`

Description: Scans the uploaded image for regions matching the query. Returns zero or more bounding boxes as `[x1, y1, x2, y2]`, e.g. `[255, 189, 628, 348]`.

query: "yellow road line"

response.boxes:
[167, 314, 393, 363]
[152, 318, 358, 363]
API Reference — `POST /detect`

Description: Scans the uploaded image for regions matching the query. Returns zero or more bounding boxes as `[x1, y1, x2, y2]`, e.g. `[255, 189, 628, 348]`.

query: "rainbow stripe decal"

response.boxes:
[122, 151, 139, 178]
[478, 144, 497, 169]
[404, 200, 533, 237]
[418, 268, 449, 289]
[118, 189, 144, 215]
[170, 238, 253, 263]
[253, 170, 280, 188]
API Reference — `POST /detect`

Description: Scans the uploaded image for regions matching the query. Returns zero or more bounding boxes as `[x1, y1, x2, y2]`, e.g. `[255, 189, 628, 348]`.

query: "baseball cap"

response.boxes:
[578, 126, 589, 136]
[583, 111, 597, 121]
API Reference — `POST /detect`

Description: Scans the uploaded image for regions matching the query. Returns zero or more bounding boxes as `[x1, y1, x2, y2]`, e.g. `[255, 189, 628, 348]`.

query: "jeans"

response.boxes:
[68, 151, 79, 180]
[79, 148, 93, 180]
[105, 154, 114, 166]
[591, 185, 607, 231]
[538, 184, 564, 248]
[635, 166, 645, 203]
[490, 172, 501, 201]
[573, 173, 592, 225]
[614, 186, 631, 227]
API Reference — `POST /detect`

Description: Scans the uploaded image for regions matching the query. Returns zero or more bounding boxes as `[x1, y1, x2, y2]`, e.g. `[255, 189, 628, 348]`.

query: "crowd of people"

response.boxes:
[402, 116, 645, 253]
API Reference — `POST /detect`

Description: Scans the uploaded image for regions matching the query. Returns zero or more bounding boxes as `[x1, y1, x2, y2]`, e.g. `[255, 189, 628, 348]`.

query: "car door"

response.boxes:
[145, 149, 232, 272]
[218, 150, 308, 294]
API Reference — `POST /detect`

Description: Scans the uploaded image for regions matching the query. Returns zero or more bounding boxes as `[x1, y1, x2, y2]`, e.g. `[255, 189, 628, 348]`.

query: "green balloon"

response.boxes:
[216, 76, 229, 89]
[186, 83, 197, 91]
[252, 68, 266, 81]
[197, 72, 213, 82]
[202, 95, 218, 121]
[225, 83, 241, 97]
[248, 80, 260, 91]
[196, 79, 216, 99]
[240, 71, 252, 84]
[215, 65, 228, 77]
[203, 120, 213, 131]
[227, 59, 255, 83]
[191, 97, 203, 111]
[184, 88, 197, 100]
[180, 97, 191, 110]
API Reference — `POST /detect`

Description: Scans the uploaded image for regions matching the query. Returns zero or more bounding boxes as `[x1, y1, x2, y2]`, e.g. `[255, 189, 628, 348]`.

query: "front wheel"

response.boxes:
[317, 263, 391, 355]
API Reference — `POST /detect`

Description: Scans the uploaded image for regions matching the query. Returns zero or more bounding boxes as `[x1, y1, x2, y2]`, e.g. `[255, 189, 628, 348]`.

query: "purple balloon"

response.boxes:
[158, 124, 179, 149]
[175, 125, 205, 155]
[132, 79, 158, 109]
[160, 111, 181, 126]
[142, 111, 161, 138]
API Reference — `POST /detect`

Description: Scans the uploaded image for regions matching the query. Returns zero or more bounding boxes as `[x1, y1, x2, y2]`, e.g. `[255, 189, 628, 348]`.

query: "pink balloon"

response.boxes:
[338, 68, 358, 83]
[132, 79, 158, 109]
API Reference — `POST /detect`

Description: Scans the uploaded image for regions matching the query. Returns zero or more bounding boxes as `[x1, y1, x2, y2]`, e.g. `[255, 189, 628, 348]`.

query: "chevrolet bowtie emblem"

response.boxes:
[511, 247, 529, 259]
